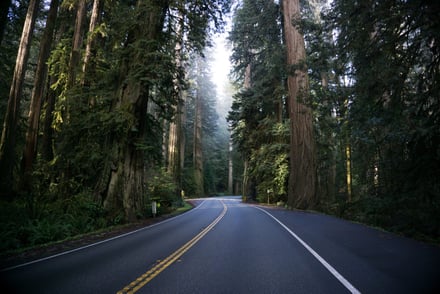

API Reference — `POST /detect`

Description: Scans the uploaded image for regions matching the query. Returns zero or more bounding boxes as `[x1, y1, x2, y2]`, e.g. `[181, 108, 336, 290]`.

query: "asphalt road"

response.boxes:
[1, 196, 439, 293]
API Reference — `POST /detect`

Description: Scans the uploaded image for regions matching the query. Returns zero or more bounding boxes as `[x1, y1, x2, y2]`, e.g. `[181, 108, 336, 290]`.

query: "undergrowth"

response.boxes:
[0, 195, 187, 255]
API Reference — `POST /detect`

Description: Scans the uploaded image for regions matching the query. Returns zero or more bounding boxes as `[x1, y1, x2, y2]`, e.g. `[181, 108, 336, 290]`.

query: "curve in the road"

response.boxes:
[1, 199, 208, 272]
[117, 200, 228, 293]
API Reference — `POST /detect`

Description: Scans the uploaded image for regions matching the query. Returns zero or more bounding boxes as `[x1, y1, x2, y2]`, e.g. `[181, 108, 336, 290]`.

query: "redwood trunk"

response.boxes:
[167, 11, 184, 195]
[193, 81, 204, 198]
[82, 0, 103, 97]
[0, 0, 40, 195]
[228, 136, 233, 194]
[21, 0, 59, 191]
[67, 0, 86, 111]
[241, 63, 252, 201]
[103, 1, 166, 221]
[41, 78, 56, 161]
[282, 0, 317, 209]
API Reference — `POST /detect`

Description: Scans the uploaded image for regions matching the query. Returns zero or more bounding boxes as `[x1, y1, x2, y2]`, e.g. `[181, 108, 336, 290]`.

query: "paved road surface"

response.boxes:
[1, 196, 439, 293]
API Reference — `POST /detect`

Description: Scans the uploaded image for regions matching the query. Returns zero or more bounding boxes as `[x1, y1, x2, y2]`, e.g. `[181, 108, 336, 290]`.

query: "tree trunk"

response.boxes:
[104, 78, 149, 221]
[345, 143, 352, 202]
[228, 135, 233, 194]
[103, 0, 166, 221]
[105, 109, 146, 222]
[179, 91, 186, 184]
[21, 0, 59, 192]
[167, 104, 184, 189]
[242, 159, 249, 201]
[193, 76, 204, 198]
[167, 10, 184, 196]
[241, 63, 252, 201]
[41, 74, 58, 162]
[168, 120, 179, 174]
[282, 0, 317, 209]
[167, 105, 184, 196]
[82, 0, 103, 100]
[41, 16, 69, 163]
[0, 0, 40, 195]
[67, 0, 86, 111]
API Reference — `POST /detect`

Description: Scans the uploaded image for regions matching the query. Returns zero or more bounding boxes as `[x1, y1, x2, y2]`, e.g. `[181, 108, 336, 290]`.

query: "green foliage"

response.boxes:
[227, 0, 440, 240]
[300, 0, 440, 240]
[146, 168, 180, 214]
[180, 0, 231, 54]
[182, 166, 196, 197]
[248, 121, 289, 203]
[0, 0, 234, 251]
[0, 191, 107, 252]
[228, 0, 288, 201]
[229, 0, 282, 83]
[252, 147, 289, 203]
[203, 127, 229, 194]
[0, 0, 28, 123]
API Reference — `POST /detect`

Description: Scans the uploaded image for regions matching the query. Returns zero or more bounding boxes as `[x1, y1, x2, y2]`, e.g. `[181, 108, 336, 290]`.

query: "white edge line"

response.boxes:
[254, 206, 361, 294]
[2, 200, 206, 272]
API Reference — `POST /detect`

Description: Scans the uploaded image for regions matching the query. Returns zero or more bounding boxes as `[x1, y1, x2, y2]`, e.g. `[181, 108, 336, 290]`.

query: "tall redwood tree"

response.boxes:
[0, 0, 40, 195]
[282, 0, 317, 209]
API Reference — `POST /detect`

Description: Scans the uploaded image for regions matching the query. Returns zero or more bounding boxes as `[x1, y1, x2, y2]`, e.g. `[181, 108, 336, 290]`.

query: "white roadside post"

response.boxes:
[152, 201, 157, 217]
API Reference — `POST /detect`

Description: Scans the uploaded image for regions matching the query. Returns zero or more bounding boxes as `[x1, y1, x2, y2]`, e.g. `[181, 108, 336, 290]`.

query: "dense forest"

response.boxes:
[0, 0, 231, 252]
[0, 0, 439, 253]
[228, 0, 439, 241]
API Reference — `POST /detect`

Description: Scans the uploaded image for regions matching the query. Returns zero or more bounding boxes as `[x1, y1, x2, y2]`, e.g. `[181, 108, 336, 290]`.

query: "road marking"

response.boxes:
[255, 207, 361, 294]
[117, 200, 228, 294]
[1, 200, 207, 272]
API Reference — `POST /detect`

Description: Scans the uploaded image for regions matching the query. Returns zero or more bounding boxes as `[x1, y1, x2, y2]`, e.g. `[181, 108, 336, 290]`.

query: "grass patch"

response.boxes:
[170, 201, 193, 216]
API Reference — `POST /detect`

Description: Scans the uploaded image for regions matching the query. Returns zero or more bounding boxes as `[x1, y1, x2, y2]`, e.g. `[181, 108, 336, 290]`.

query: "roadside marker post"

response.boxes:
[152, 201, 157, 217]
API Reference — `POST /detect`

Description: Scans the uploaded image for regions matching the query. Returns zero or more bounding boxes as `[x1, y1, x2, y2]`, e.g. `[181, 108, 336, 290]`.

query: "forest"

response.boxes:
[0, 0, 439, 253]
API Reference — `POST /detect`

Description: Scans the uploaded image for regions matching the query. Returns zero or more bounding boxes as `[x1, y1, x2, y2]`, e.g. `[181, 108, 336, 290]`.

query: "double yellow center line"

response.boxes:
[117, 200, 228, 294]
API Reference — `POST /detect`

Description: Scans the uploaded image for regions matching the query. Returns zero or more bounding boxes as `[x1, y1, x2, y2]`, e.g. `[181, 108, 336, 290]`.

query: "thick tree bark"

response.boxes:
[168, 121, 178, 174]
[167, 105, 184, 188]
[193, 80, 204, 198]
[103, 0, 166, 221]
[0, 0, 40, 195]
[21, 0, 59, 192]
[282, 0, 317, 209]
[167, 10, 184, 195]
[241, 64, 252, 201]
[105, 100, 146, 222]
[104, 79, 149, 221]
[70, 0, 86, 80]
[167, 106, 184, 197]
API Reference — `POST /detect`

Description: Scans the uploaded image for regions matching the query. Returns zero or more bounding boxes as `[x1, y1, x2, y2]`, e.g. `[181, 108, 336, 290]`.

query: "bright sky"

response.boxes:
[211, 32, 233, 123]
[212, 35, 231, 91]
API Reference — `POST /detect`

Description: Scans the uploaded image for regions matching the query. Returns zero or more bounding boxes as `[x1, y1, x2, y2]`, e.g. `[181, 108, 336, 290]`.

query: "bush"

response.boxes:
[145, 168, 180, 215]
[0, 191, 108, 253]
